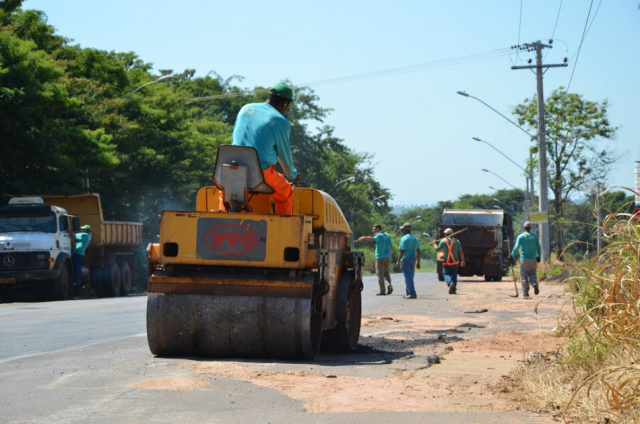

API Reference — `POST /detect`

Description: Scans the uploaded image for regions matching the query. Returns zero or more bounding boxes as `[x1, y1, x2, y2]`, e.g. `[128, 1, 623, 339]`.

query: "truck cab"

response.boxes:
[0, 197, 76, 300]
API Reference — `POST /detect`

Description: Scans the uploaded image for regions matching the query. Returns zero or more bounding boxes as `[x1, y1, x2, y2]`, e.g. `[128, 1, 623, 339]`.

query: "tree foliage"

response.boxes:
[512, 88, 618, 258]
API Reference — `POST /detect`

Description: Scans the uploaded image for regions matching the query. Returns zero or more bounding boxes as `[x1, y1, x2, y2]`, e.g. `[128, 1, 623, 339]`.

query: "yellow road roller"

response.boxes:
[146, 146, 364, 359]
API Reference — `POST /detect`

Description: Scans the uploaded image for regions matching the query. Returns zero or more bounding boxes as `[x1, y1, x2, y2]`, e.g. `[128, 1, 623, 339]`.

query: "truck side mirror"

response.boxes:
[72, 216, 81, 232]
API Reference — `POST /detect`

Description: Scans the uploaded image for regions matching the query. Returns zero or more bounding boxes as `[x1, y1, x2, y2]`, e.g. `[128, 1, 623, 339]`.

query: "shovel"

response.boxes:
[509, 263, 519, 297]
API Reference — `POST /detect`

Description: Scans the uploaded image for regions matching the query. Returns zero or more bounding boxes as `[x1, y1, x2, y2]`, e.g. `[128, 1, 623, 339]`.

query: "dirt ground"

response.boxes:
[139, 277, 569, 419]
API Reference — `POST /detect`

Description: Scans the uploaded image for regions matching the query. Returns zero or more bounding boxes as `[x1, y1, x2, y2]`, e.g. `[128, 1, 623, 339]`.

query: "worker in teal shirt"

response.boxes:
[231, 82, 299, 214]
[510, 221, 542, 298]
[72, 225, 92, 285]
[355, 224, 393, 296]
[395, 223, 421, 299]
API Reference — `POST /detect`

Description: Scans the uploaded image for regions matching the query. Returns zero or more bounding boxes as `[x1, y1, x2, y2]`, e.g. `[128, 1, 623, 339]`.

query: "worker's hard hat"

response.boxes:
[523, 221, 532, 229]
[400, 222, 412, 230]
[81, 224, 92, 232]
[444, 228, 453, 235]
[270, 82, 293, 100]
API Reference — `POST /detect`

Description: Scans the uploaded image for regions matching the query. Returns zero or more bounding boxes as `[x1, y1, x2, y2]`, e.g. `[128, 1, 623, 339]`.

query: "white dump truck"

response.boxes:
[0, 194, 142, 301]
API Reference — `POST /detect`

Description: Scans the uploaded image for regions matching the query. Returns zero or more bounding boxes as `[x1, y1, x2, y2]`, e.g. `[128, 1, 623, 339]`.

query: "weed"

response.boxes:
[503, 188, 640, 423]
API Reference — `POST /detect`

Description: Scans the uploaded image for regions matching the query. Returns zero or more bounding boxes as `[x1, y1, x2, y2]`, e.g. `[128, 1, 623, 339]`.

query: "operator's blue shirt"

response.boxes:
[373, 232, 392, 259]
[232, 102, 297, 180]
[511, 231, 541, 260]
[399, 234, 420, 260]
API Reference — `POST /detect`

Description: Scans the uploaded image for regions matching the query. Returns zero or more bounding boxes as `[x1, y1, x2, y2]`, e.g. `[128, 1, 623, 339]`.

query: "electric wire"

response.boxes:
[511, 0, 524, 66]
[543, 0, 564, 61]
[299, 48, 513, 87]
[550, 0, 563, 40]
[566, 0, 595, 92]
[186, 48, 514, 103]
[584, 0, 604, 39]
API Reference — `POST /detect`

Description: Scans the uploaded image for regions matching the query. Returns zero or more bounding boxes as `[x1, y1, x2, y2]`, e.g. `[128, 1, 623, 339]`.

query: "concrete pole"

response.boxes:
[511, 40, 567, 263]
[534, 41, 551, 263]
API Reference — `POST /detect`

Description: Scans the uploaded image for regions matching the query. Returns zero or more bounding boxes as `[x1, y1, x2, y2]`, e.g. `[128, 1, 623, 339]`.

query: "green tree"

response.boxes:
[512, 88, 618, 259]
[0, 7, 114, 198]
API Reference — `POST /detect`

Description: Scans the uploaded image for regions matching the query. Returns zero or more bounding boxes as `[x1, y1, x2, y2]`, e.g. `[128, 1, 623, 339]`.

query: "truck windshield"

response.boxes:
[0, 208, 57, 233]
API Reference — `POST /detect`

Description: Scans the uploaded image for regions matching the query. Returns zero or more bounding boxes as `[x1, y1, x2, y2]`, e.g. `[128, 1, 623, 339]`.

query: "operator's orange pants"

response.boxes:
[218, 165, 294, 215]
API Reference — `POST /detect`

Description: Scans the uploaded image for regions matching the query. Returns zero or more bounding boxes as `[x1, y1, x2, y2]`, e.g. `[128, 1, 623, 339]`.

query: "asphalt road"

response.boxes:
[0, 272, 553, 424]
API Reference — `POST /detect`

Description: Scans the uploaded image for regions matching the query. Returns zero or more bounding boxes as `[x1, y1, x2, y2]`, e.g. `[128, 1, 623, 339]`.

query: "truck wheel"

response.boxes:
[91, 266, 106, 298]
[484, 276, 492, 282]
[438, 273, 444, 282]
[493, 275, 502, 282]
[102, 263, 121, 297]
[52, 264, 71, 301]
[118, 262, 132, 296]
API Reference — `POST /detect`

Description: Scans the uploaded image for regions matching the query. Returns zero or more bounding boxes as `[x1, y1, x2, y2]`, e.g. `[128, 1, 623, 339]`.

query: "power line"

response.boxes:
[584, 0, 604, 39]
[543, 0, 564, 61]
[187, 48, 515, 103]
[550, 0, 564, 40]
[299, 48, 513, 87]
[566, 0, 595, 91]
[513, 0, 523, 65]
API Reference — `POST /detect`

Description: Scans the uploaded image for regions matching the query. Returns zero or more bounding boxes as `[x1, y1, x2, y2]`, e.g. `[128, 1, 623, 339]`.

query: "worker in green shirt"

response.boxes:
[510, 221, 542, 298]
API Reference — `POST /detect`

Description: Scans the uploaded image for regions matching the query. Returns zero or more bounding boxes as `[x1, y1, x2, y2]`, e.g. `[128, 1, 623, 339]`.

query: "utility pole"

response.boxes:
[512, 40, 567, 264]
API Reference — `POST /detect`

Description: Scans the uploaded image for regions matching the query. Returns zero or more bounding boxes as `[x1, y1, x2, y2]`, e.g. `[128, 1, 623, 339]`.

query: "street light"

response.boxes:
[482, 168, 518, 190]
[457, 91, 535, 139]
[458, 90, 549, 263]
[126, 74, 173, 98]
[473, 137, 527, 174]
[474, 136, 533, 218]
[330, 176, 355, 192]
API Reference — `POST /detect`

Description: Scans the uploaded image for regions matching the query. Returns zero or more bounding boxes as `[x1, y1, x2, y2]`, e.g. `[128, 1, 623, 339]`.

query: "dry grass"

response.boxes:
[497, 197, 640, 424]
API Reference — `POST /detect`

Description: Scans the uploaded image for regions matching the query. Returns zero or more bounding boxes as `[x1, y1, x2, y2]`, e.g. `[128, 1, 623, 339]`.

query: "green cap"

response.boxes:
[81, 224, 92, 232]
[270, 82, 293, 100]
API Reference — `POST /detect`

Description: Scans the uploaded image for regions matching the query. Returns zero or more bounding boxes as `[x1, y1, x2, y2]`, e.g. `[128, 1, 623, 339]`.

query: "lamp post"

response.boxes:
[330, 176, 355, 192]
[126, 74, 173, 98]
[457, 91, 535, 139]
[473, 137, 532, 218]
[482, 168, 518, 190]
[458, 90, 549, 263]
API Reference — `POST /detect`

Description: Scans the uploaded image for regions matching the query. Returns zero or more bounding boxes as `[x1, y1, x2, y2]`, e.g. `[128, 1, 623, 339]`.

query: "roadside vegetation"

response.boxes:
[500, 191, 640, 423]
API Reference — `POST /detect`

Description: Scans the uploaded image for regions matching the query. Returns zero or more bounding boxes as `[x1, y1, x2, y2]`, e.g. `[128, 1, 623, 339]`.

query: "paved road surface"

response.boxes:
[0, 272, 557, 423]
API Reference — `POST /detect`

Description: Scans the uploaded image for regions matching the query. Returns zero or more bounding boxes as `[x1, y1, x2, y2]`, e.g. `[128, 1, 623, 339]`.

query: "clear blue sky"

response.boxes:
[23, 0, 640, 208]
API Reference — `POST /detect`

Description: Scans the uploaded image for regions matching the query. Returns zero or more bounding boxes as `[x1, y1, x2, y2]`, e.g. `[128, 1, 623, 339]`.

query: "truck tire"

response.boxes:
[493, 275, 502, 282]
[52, 263, 71, 301]
[91, 266, 106, 298]
[484, 275, 492, 282]
[118, 262, 132, 296]
[102, 263, 121, 298]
